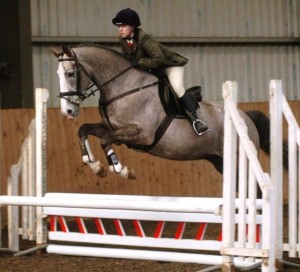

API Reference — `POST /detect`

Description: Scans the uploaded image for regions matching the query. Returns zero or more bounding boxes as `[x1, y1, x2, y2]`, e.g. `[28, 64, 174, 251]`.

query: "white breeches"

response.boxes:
[164, 66, 185, 98]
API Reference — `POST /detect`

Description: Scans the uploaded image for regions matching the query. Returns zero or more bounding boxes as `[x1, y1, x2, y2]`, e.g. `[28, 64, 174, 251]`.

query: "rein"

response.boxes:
[58, 49, 164, 109]
[99, 79, 164, 107]
[58, 47, 176, 152]
[58, 49, 135, 105]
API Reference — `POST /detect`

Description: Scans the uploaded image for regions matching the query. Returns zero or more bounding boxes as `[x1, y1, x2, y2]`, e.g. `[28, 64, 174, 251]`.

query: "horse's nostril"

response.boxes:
[67, 109, 73, 115]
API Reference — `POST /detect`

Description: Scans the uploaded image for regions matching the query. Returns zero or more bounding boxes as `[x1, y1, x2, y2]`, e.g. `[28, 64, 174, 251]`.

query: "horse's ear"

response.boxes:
[49, 45, 73, 58]
[62, 44, 73, 57]
[49, 46, 64, 58]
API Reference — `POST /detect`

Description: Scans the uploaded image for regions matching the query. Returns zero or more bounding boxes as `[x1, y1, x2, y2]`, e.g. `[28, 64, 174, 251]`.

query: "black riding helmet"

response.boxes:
[112, 8, 141, 27]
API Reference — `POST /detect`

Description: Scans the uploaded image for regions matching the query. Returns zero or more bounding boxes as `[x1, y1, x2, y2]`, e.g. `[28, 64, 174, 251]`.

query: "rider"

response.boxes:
[112, 8, 209, 136]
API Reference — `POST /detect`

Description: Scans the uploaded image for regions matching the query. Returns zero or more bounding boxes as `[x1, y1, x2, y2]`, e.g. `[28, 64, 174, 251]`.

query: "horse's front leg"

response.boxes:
[99, 123, 144, 179]
[101, 144, 136, 179]
[78, 123, 136, 179]
[78, 123, 108, 177]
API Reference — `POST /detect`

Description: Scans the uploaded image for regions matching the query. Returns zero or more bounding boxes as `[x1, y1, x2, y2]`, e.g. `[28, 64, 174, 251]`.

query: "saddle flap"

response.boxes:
[158, 79, 202, 116]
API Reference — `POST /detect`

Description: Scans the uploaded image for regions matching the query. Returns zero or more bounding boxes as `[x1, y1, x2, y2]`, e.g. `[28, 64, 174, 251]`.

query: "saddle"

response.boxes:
[158, 75, 202, 117]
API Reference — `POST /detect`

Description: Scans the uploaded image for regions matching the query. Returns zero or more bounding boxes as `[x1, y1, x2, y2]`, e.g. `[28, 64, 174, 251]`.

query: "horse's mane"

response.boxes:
[73, 43, 127, 60]
[71, 43, 154, 78]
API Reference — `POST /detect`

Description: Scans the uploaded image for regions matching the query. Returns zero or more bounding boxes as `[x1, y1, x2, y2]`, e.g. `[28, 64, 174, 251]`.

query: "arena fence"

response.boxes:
[0, 88, 48, 251]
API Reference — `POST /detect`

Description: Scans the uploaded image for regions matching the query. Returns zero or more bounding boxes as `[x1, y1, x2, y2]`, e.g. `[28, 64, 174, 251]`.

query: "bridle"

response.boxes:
[58, 49, 134, 106]
[58, 50, 95, 105]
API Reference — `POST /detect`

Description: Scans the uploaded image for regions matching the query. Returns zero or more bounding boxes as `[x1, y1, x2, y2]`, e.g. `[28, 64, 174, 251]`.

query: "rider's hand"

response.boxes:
[130, 56, 139, 67]
[132, 59, 139, 67]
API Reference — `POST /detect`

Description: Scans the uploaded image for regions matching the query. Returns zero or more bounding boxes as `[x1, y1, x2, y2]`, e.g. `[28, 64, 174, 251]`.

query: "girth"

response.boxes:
[125, 79, 202, 152]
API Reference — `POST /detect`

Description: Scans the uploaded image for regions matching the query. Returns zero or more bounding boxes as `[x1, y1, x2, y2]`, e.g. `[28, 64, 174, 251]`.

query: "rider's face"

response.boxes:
[118, 25, 134, 39]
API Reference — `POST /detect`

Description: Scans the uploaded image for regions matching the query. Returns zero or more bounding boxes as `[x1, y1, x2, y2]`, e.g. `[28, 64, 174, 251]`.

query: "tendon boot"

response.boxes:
[179, 93, 209, 136]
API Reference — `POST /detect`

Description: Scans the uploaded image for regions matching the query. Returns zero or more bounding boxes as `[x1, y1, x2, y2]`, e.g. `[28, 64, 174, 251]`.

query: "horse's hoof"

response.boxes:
[119, 166, 136, 180]
[97, 165, 107, 178]
[89, 161, 107, 178]
[108, 165, 115, 173]
[128, 168, 136, 179]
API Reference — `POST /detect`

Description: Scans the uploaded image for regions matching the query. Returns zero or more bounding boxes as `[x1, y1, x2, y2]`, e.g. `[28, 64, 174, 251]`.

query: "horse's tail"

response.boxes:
[245, 110, 288, 169]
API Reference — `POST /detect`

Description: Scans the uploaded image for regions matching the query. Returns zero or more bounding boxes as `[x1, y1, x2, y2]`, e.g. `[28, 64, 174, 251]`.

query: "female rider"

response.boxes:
[112, 8, 208, 135]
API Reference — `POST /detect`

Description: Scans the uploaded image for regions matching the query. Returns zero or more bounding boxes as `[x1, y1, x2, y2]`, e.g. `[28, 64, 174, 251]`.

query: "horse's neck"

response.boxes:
[95, 63, 157, 101]
[77, 47, 158, 102]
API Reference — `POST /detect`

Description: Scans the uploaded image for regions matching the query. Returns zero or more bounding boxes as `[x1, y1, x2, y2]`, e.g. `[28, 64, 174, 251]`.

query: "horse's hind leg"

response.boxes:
[206, 155, 223, 174]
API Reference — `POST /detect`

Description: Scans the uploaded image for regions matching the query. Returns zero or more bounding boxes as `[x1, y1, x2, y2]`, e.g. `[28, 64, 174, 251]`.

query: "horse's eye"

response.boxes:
[67, 70, 75, 78]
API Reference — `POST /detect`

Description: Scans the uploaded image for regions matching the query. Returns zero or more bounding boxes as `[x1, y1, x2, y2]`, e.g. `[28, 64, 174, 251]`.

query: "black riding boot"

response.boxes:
[179, 93, 209, 135]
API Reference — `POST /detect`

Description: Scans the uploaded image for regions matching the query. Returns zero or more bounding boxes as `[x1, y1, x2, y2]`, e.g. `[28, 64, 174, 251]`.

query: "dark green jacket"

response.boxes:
[120, 29, 188, 72]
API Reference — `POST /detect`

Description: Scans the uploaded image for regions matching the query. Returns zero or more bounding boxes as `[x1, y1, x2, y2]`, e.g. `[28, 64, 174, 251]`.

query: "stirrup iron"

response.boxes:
[192, 119, 209, 136]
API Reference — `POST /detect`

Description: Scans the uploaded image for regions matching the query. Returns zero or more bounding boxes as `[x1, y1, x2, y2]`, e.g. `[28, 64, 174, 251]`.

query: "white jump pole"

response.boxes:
[35, 88, 49, 245]
[0, 195, 263, 214]
[47, 245, 260, 268]
[0, 196, 229, 214]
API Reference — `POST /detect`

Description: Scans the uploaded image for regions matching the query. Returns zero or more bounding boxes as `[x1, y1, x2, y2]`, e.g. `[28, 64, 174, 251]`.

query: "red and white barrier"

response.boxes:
[0, 192, 263, 267]
[43, 194, 262, 254]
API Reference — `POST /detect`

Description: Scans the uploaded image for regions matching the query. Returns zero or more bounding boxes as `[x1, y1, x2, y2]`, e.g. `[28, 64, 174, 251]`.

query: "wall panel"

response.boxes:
[30, 0, 300, 106]
[31, 0, 300, 38]
[39, 44, 300, 107]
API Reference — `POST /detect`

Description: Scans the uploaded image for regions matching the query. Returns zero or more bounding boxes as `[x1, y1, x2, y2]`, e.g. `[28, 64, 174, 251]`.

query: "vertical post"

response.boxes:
[237, 142, 247, 258]
[222, 81, 237, 271]
[35, 88, 49, 245]
[288, 122, 297, 257]
[28, 120, 36, 240]
[247, 164, 257, 263]
[0, 88, 1, 248]
[269, 80, 283, 261]
[298, 125, 300, 259]
[282, 95, 298, 257]
[260, 173, 275, 272]
[0, 89, 4, 248]
[21, 139, 29, 239]
[7, 161, 22, 251]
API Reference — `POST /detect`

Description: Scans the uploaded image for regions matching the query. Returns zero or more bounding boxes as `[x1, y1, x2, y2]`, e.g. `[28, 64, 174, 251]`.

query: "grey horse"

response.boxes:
[51, 45, 285, 180]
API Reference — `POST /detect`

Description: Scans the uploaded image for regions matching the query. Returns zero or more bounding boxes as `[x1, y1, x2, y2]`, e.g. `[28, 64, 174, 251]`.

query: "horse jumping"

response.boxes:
[51, 45, 283, 180]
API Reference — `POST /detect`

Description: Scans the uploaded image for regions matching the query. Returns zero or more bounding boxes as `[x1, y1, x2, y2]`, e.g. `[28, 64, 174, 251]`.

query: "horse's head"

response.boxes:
[51, 45, 92, 119]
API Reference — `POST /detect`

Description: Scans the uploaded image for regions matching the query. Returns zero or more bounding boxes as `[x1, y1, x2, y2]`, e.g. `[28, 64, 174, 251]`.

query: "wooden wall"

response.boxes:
[1, 101, 300, 198]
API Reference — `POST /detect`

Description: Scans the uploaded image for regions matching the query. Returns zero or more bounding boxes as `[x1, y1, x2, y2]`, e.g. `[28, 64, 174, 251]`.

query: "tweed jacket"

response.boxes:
[120, 29, 188, 72]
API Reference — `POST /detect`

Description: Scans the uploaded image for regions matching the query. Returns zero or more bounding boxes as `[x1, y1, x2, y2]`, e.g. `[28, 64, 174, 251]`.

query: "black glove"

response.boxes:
[131, 59, 139, 67]
[130, 56, 139, 67]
